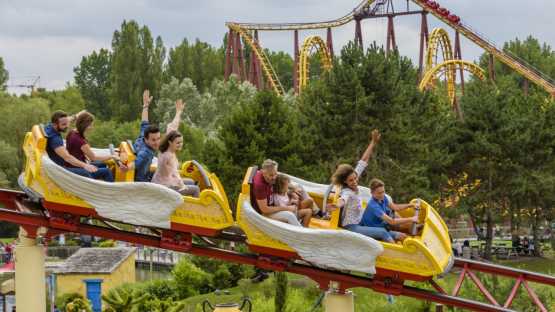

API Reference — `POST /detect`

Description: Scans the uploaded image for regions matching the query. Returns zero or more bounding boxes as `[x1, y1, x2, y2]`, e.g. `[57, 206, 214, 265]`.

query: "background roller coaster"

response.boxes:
[224, 0, 555, 101]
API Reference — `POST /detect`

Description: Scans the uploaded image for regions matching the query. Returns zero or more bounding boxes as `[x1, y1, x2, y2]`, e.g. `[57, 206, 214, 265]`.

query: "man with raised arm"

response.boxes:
[133, 89, 184, 182]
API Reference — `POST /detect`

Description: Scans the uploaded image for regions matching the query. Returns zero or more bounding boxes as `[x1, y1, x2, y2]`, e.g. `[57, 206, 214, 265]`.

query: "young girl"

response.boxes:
[152, 130, 200, 197]
[273, 174, 313, 227]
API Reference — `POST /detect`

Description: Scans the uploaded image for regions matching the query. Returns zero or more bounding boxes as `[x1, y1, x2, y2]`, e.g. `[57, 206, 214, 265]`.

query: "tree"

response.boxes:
[297, 42, 453, 202]
[0, 93, 50, 185]
[109, 20, 165, 121]
[155, 77, 202, 128]
[265, 50, 294, 92]
[165, 38, 224, 92]
[74, 48, 112, 119]
[203, 91, 307, 203]
[35, 86, 86, 114]
[0, 57, 8, 91]
[274, 272, 288, 312]
[171, 258, 211, 299]
[479, 36, 555, 95]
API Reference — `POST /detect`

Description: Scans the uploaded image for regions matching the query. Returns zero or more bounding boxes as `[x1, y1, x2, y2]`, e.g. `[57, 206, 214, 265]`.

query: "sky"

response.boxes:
[1, 0, 554, 93]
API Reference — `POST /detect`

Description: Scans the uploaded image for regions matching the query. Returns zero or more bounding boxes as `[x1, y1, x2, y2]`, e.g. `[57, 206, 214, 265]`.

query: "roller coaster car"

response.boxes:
[237, 166, 454, 279]
[437, 7, 450, 17]
[447, 14, 461, 24]
[425, 1, 440, 10]
[20, 125, 234, 236]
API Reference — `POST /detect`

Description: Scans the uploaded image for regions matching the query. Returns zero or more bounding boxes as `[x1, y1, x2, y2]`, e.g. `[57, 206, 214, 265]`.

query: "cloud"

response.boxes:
[1, 0, 554, 91]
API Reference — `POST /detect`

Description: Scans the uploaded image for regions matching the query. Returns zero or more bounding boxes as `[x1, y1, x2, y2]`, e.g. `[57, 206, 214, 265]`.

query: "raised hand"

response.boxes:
[143, 89, 153, 108]
[175, 99, 185, 112]
[371, 129, 381, 144]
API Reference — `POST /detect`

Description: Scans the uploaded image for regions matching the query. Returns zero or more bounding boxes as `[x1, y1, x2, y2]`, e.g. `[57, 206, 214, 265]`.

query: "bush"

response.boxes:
[66, 298, 93, 312]
[143, 279, 177, 301]
[189, 256, 254, 290]
[172, 258, 211, 299]
[55, 293, 85, 312]
[98, 240, 116, 248]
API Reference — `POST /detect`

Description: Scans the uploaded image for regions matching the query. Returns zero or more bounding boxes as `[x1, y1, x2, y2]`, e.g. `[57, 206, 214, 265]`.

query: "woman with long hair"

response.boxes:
[152, 130, 200, 197]
[327, 129, 380, 230]
[65, 111, 118, 182]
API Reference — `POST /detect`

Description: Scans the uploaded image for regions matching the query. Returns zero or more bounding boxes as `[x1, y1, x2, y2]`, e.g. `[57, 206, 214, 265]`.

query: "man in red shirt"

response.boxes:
[252, 159, 301, 226]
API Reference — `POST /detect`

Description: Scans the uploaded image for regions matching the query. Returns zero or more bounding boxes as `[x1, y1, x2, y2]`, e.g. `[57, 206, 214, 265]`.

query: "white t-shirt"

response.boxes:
[340, 160, 368, 226]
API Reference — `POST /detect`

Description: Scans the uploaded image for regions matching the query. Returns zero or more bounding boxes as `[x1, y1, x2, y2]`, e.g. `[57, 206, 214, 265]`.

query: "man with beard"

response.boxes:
[44, 110, 98, 175]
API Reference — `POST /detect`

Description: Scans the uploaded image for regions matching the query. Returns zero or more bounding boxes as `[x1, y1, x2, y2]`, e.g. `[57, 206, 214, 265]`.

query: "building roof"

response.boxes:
[55, 247, 135, 274]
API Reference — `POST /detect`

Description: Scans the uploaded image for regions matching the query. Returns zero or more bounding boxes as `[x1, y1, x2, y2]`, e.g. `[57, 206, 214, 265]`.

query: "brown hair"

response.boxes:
[274, 174, 290, 195]
[369, 178, 385, 191]
[159, 130, 182, 153]
[75, 111, 94, 138]
[331, 164, 355, 187]
[51, 111, 68, 124]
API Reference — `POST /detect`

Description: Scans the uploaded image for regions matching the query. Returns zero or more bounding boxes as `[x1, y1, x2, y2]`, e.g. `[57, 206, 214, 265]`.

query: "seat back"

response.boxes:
[115, 141, 136, 182]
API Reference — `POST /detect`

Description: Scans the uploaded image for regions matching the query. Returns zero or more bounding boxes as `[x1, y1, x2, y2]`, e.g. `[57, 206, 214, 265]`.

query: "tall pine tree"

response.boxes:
[109, 20, 165, 121]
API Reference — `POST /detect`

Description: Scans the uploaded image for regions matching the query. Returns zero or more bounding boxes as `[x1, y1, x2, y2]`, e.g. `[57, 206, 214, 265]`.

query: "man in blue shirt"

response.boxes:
[44, 111, 98, 175]
[358, 178, 418, 242]
[132, 89, 184, 182]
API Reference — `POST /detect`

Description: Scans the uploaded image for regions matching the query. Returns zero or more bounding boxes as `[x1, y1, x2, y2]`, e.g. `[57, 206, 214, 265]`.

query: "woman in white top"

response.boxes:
[327, 130, 380, 227]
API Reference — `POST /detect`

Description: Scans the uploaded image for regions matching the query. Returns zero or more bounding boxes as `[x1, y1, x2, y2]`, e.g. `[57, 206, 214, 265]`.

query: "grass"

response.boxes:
[0, 238, 15, 244]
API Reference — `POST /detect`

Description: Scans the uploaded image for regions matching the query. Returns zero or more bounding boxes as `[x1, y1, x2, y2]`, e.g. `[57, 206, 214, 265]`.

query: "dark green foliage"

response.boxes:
[55, 293, 85, 312]
[74, 49, 112, 119]
[189, 256, 254, 290]
[165, 38, 224, 92]
[0, 57, 8, 91]
[171, 258, 211, 299]
[203, 91, 308, 204]
[109, 20, 165, 122]
[297, 42, 453, 202]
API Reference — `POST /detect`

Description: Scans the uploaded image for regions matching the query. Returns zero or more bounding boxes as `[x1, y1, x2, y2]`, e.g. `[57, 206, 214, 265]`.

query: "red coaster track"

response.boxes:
[1, 188, 553, 311]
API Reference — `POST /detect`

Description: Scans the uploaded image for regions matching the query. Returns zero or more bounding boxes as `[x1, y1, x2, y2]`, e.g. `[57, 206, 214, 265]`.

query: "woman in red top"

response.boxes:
[65, 111, 116, 182]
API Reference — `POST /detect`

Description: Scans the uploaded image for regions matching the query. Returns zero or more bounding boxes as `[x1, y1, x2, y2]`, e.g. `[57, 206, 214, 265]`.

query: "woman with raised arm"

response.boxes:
[152, 100, 200, 197]
[327, 129, 380, 231]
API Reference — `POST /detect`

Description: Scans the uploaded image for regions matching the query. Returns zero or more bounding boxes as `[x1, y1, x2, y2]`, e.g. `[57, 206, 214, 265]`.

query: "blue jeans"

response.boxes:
[66, 163, 114, 182]
[344, 224, 402, 242]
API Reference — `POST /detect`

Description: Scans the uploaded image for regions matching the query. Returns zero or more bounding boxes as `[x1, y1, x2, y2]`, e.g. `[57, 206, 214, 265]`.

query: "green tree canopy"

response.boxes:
[74, 48, 112, 119]
[109, 20, 166, 121]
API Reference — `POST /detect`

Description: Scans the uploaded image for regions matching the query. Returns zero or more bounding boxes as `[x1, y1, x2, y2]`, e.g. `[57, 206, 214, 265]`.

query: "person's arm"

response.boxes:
[81, 144, 114, 162]
[166, 99, 184, 133]
[381, 213, 418, 226]
[360, 129, 381, 163]
[256, 199, 296, 215]
[53, 146, 97, 173]
[389, 202, 414, 212]
[141, 89, 152, 122]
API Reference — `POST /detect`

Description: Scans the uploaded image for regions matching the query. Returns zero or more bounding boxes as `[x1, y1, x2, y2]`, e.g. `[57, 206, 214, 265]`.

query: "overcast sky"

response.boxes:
[1, 0, 554, 93]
